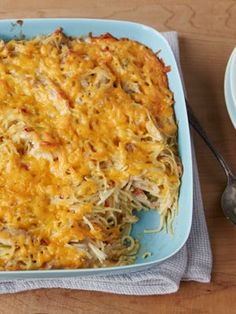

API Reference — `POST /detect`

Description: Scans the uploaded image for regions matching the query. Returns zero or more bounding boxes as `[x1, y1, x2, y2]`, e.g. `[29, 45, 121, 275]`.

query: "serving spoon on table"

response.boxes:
[186, 99, 236, 225]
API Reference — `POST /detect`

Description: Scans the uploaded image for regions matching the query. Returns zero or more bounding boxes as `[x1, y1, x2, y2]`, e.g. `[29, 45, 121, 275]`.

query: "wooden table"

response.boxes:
[0, 1, 236, 313]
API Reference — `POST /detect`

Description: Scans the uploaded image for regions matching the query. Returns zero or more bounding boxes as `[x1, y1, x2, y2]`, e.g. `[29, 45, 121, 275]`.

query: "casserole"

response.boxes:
[0, 18, 192, 279]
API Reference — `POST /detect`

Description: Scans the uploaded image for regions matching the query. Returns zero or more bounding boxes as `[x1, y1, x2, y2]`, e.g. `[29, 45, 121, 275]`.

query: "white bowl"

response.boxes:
[224, 47, 236, 129]
[230, 47, 236, 108]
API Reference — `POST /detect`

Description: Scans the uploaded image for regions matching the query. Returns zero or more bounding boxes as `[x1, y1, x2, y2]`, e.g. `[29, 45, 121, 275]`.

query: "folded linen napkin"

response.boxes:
[0, 32, 212, 295]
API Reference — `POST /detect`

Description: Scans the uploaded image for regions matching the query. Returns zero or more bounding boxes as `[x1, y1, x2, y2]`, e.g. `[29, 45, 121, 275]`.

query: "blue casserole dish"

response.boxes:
[0, 18, 192, 279]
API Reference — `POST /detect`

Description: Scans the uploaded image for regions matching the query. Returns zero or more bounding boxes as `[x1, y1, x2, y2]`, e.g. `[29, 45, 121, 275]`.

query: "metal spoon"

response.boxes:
[186, 99, 236, 225]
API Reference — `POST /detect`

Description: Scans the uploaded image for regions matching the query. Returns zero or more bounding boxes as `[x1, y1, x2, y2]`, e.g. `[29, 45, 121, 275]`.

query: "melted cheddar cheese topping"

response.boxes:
[0, 30, 180, 270]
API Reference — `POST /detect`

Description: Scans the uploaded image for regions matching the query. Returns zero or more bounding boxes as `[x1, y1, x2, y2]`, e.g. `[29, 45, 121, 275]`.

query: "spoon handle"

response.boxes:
[185, 99, 234, 178]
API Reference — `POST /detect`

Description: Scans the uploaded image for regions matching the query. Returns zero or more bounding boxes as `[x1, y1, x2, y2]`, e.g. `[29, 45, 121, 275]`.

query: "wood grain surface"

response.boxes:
[0, 1, 236, 313]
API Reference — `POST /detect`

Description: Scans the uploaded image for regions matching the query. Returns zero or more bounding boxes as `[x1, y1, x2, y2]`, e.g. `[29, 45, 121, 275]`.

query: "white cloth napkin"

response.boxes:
[0, 32, 212, 295]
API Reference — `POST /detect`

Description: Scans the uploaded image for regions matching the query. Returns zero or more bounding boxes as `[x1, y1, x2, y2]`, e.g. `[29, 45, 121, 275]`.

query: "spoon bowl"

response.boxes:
[221, 175, 236, 225]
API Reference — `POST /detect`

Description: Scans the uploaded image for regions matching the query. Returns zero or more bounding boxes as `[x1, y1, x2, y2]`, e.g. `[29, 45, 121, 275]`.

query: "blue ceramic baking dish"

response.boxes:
[0, 18, 192, 279]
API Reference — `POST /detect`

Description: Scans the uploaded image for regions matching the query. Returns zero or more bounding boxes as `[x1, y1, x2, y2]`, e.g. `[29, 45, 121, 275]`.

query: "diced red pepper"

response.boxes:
[133, 188, 143, 196]
[21, 163, 29, 171]
[104, 200, 110, 207]
[21, 107, 29, 114]
[24, 127, 33, 132]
